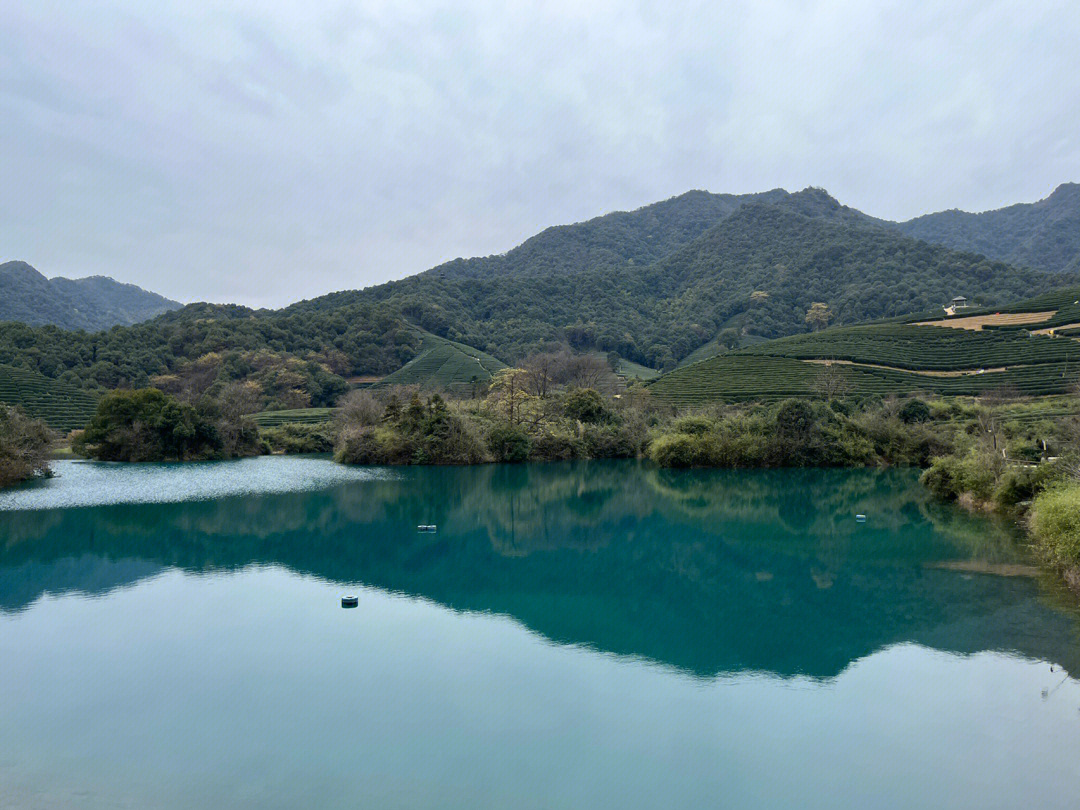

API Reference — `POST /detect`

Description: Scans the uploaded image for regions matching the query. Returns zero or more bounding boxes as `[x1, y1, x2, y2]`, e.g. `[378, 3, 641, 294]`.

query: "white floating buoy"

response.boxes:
[341, 595, 358, 608]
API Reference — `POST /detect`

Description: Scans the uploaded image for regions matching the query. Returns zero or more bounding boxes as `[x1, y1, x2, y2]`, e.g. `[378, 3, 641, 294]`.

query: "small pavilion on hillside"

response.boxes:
[943, 295, 969, 315]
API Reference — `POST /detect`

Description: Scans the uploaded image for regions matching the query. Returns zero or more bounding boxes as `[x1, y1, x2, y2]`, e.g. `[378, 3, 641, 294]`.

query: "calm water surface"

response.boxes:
[2, 457, 1080, 809]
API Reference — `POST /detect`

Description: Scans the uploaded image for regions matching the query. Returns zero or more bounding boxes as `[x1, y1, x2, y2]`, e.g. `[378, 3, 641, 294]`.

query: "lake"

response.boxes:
[2, 457, 1079, 809]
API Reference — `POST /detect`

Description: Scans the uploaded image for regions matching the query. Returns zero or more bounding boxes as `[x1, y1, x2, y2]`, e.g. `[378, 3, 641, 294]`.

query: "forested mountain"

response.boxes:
[0, 261, 181, 330]
[291, 199, 1068, 369]
[897, 183, 1080, 274]
[1, 185, 1075, 405]
[426, 188, 792, 280]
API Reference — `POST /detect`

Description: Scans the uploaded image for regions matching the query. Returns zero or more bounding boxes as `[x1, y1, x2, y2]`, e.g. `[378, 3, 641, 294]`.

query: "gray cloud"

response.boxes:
[2, 0, 1078, 307]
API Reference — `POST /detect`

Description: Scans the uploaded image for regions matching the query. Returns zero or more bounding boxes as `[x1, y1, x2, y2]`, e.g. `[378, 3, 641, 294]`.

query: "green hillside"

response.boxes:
[374, 331, 506, 392]
[650, 286, 1080, 406]
[2, 185, 1077, 402]
[297, 197, 1070, 368]
[740, 324, 1079, 370]
[0, 261, 180, 330]
[898, 183, 1080, 275]
[0, 364, 97, 432]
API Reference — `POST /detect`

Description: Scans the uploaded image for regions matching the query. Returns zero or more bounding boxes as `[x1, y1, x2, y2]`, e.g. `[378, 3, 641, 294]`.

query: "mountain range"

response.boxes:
[896, 182, 1080, 274]
[0, 183, 1078, 403]
[0, 261, 181, 331]
[293, 185, 1076, 367]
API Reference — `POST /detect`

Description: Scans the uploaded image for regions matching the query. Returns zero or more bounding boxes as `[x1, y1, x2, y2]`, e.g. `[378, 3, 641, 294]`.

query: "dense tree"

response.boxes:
[0, 405, 53, 487]
[74, 388, 243, 462]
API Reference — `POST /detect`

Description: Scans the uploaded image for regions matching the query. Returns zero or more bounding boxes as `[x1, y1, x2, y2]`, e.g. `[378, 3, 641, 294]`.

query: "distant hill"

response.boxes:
[0, 261, 180, 330]
[897, 183, 1080, 274]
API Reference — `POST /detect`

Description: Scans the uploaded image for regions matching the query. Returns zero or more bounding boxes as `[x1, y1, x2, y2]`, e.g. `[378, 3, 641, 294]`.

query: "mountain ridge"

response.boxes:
[896, 182, 1080, 274]
[0, 261, 181, 331]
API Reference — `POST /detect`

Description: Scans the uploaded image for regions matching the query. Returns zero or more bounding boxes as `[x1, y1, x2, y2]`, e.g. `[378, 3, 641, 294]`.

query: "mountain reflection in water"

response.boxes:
[2, 459, 1078, 679]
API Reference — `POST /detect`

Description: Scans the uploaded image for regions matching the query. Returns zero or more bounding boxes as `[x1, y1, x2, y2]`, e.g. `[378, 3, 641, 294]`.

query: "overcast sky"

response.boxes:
[2, 1, 1078, 308]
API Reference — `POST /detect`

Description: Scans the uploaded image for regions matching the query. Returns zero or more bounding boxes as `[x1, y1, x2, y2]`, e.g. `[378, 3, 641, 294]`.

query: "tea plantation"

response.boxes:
[739, 325, 1080, 370]
[249, 408, 335, 427]
[648, 352, 1080, 407]
[374, 331, 506, 392]
[0, 364, 97, 432]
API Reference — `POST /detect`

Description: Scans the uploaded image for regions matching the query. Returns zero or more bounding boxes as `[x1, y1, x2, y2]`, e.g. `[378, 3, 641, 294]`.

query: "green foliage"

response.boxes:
[259, 423, 335, 454]
[647, 399, 895, 469]
[0, 405, 53, 487]
[563, 388, 609, 423]
[648, 432, 720, 467]
[718, 328, 741, 350]
[74, 388, 225, 462]
[2, 190, 1074, 410]
[335, 394, 486, 465]
[899, 399, 931, 423]
[0, 301, 413, 399]
[650, 327, 1080, 406]
[920, 448, 1003, 503]
[1029, 483, 1080, 566]
[290, 197, 1069, 367]
[741, 324, 1080, 370]
[487, 424, 533, 462]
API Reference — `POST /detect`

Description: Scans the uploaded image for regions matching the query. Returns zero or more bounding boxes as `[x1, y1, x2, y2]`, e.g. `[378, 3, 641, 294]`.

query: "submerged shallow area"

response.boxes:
[2, 459, 1079, 808]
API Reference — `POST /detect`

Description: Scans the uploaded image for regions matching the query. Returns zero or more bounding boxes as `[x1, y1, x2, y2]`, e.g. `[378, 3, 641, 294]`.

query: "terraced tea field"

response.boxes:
[249, 408, 335, 427]
[375, 331, 506, 392]
[740, 325, 1079, 370]
[903, 288, 1080, 332]
[649, 353, 1080, 407]
[0, 364, 97, 432]
[652, 290, 1080, 407]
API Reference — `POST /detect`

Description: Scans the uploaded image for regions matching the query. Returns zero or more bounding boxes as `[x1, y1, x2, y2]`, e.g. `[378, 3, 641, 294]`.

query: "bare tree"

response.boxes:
[335, 389, 383, 429]
[813, 361, 850, 400]
[520, 350, 566, 398]
[217, 381, 262, 456]
[564, 353, 615, 390]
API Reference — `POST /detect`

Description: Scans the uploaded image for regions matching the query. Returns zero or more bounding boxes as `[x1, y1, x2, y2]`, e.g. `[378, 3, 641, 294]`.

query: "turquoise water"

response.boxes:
[2, 458, 1080, 808]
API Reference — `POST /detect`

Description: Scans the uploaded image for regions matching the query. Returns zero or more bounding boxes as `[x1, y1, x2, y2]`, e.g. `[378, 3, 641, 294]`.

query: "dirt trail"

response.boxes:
[912, 311, 1057, 330]
[1031, 322, 1080, 336]
[803, 359, 1008, 377]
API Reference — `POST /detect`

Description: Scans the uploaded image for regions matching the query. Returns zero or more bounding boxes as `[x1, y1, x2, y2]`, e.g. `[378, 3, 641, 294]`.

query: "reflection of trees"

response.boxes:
[2, 461, 1079, 678]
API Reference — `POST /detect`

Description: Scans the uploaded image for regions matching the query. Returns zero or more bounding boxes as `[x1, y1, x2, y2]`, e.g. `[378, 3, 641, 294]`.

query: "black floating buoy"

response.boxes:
[341, 595, 358, 608]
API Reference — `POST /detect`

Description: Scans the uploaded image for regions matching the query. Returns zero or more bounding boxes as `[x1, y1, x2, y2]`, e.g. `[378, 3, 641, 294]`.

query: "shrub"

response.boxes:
[921, 456, 964, 501]
[993, 464, 1062, 509]
[899, 399, 931, 424]
[487, 424, 533, 462]
[774, 399, 815, 442]
[74, 388, 223, 462]
[671, 416, 713, 435]
[261, 423, 335, 454]
[647, 432, 719, 467]
[0, 405, 53, 487]
[563, 388, 609, 423]
[531, 429, 580, 461]
[335, 425, 410, 465]
[1030, 484, 1080, 566]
